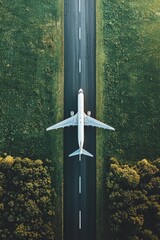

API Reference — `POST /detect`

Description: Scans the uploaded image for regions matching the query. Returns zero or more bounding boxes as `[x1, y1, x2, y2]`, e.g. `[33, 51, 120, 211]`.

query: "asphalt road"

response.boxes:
[64, 0, 96, 239]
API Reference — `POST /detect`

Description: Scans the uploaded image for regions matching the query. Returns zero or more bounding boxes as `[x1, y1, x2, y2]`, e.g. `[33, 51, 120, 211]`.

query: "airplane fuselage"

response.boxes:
[78, 90, 84, 153]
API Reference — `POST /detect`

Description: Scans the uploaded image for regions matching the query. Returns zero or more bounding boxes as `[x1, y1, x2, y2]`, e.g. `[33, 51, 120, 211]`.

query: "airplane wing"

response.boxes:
[84, 114, 115, 130]
[46, 114, 78, 131]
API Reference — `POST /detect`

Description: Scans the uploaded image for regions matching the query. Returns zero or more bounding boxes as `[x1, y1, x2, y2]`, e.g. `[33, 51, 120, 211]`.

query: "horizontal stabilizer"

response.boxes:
[69, 148, 93, 158]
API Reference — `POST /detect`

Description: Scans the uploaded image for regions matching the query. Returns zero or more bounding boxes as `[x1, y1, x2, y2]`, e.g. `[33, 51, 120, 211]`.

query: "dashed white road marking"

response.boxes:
[79, 59, 81, 73]
[79, 176, 82, 194]
[79, 0, 81, 12]
[79, 27, 81, 40]
[79, 210, 82, 229]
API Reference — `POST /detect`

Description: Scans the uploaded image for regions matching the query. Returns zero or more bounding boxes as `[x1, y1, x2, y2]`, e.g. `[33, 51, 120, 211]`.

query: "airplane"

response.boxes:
[46, 89, 115, 158]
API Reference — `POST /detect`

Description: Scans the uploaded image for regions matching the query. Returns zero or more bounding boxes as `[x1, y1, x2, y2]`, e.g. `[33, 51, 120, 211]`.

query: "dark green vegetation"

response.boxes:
[97, 1, 160, 239]
[102, 0, 160, 161]
[0, 156, 55, 239]
[106, 157, 160, 240]
[0, 1, 63, 239]
[0, 0, 62, 159]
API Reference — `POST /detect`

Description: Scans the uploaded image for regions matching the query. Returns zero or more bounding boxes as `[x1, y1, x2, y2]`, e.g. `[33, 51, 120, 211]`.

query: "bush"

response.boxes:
[0, 155, 55, 239]
[106, 158, 160, 240]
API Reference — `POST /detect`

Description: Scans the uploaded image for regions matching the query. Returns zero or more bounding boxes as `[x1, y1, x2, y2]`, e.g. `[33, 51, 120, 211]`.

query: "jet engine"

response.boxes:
[87, 111, 91, 116]
[70, 111, 74, 116]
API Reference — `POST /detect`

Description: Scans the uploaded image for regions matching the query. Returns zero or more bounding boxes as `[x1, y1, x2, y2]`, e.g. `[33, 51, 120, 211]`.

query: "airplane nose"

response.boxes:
[78, 89, 83, 94]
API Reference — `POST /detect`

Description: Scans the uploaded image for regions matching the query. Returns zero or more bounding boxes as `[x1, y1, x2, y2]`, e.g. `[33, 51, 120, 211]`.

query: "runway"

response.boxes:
[64, 0, 96, 239]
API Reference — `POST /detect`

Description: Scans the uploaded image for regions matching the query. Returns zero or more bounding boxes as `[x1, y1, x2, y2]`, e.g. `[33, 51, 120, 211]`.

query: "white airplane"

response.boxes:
[46, 89, 115, 158]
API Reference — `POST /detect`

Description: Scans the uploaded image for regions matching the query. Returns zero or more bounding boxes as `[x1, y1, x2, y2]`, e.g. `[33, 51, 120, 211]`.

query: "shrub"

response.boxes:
[0, 156, 55, 239]
[106, 158, 160, 240]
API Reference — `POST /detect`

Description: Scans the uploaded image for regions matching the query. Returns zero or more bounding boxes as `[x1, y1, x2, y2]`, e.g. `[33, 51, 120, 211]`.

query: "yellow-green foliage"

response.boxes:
[0, 156, 55, 240]
[106, 158, 160, 240]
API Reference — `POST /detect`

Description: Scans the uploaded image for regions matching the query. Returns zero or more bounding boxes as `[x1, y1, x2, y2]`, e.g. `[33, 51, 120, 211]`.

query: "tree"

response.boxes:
[0, 155, 55, 239]
[105, 158, 160, 239]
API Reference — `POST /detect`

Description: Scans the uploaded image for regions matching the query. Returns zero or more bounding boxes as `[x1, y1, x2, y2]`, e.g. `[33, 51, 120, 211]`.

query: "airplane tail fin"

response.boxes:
[69, 148, 93, 158]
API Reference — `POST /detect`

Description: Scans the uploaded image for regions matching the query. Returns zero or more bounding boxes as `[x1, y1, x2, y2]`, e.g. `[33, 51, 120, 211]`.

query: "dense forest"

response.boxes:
[0, 156, 55, 239]
[105, 157, 160, 240]
[102, 0, 160, 161]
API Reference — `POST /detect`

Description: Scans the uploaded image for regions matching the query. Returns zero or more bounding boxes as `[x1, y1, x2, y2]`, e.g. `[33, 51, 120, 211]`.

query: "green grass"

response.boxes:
[0, 1, 64, 239]
[96, 0, 108, 239]
[51, 1, 64, 239]
[96, 0, 160, 238]
[102, 0, 160, 162]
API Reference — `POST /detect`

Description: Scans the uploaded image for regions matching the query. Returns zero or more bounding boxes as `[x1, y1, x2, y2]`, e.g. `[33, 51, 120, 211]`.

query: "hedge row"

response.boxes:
[106, 158, 160, 240]
[0, 156, 55, 240]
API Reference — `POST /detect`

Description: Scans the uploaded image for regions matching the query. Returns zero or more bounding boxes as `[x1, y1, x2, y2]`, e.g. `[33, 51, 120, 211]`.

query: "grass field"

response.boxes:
[0, 1, 64, 239]
[1, 0, 159, 239]
[96, 0, 108, 239]
[102, 0, 160, 162]
[96, 0, 160, 238]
